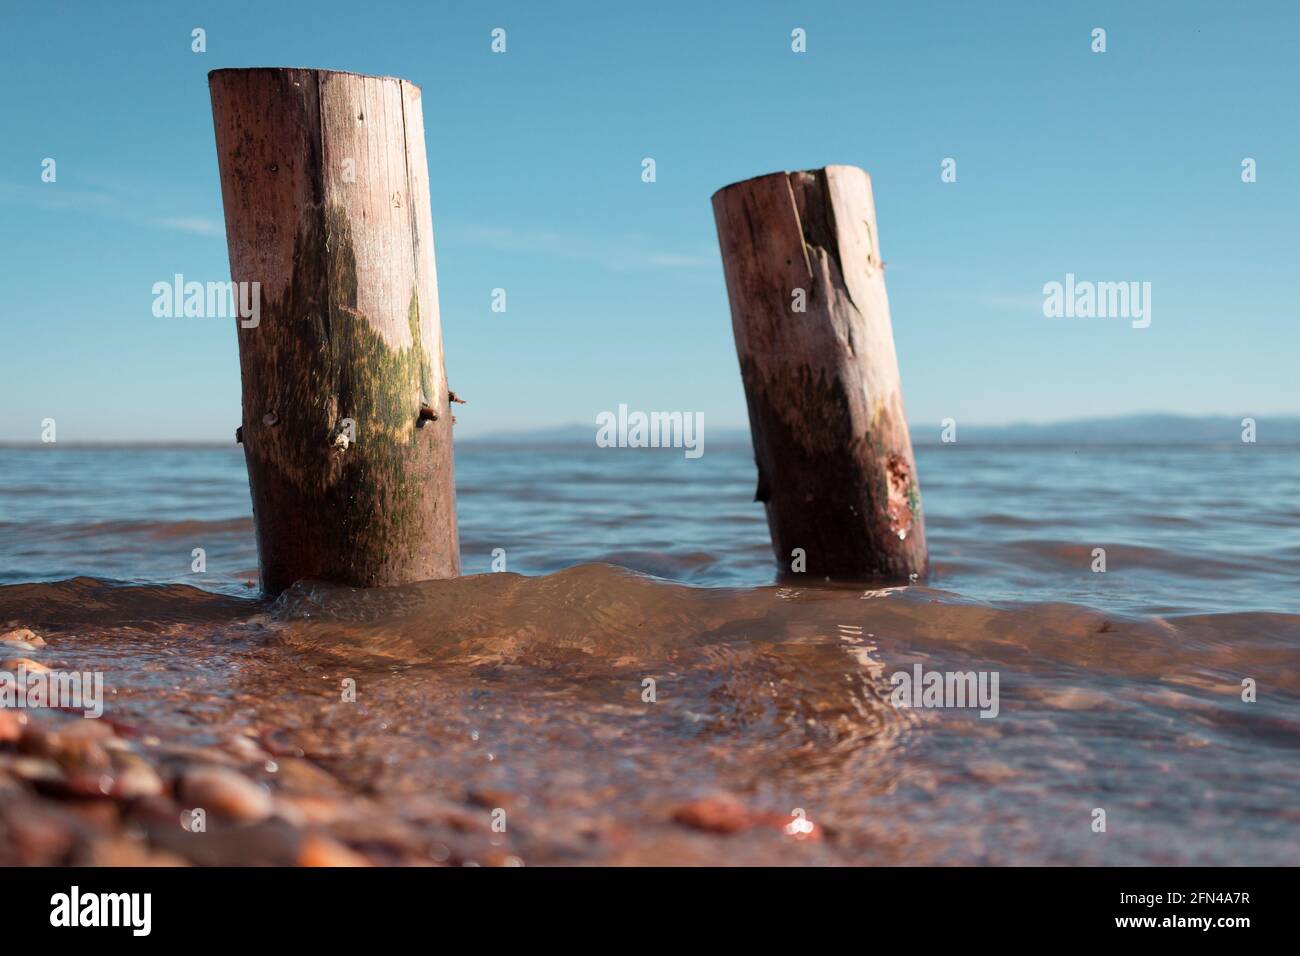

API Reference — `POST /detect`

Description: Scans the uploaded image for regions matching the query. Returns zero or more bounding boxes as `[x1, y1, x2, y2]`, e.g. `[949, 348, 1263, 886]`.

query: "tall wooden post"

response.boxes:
[711, 166, 927, 581]
[209, 68, 458, 594]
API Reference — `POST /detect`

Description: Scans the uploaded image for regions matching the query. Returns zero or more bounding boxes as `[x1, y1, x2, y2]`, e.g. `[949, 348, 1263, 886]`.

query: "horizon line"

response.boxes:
[3, 410, 1298, 450]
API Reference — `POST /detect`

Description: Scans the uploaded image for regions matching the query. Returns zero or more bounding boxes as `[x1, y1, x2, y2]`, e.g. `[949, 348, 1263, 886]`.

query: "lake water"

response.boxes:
[0, 443, 1296, 865]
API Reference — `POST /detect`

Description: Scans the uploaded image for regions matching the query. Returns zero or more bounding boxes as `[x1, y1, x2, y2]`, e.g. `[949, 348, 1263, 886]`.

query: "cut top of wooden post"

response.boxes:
[711, 165, 927, 581]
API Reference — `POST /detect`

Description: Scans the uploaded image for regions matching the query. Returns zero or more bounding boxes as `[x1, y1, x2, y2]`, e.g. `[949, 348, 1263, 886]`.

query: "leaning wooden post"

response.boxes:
[711, 166, 927, 581]
[209, 68, 459, 594]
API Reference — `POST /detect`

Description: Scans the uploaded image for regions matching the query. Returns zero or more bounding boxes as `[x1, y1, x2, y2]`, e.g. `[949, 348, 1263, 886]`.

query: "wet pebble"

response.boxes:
[2, 657, 50, 674]
[0, 709, 26, 743]
[6, 755, 65, 785]
[0, 628, 46, 649]
[57, 739, 112, 774]
[55, 719, 117, 741]
[177, 765, 274, 822]
[270, 756, 342, 793]
[19, 725, 113, 771]
[274, 793, 347, 825]
[671, 794, 754, 834]
[111, 757, 165, 799]
[296, 833, 371, 867]
[220, 733, 270, 762]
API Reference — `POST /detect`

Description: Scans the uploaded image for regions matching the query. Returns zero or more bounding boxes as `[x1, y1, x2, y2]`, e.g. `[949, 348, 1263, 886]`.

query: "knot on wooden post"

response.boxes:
[711, 165, 927, 582]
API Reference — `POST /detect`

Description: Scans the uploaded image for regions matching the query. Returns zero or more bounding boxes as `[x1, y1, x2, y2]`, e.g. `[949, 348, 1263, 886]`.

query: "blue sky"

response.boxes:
[1, 0, 1296, 442]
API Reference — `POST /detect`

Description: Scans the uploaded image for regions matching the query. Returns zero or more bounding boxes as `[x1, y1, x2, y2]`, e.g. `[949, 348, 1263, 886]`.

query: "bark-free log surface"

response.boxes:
[712, 165, 927, 581]
[209, 67, 458, 594]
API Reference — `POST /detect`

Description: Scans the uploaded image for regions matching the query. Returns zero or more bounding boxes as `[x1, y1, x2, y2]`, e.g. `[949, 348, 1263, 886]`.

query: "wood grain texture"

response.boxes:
[712, 165, 927, 581]
[209, 67, 458, 594]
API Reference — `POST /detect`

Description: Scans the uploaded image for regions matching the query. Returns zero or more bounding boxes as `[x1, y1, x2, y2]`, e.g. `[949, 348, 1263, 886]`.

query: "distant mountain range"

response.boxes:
[461, 414, 1300, 446]
[910, 414, 1300, 445]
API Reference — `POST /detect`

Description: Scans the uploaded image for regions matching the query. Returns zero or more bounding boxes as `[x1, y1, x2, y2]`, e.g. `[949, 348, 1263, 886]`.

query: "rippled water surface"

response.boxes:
[0, 443, 1297, 865]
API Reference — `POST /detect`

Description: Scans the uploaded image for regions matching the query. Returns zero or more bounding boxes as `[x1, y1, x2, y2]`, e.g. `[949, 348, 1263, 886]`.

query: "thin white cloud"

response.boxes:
[0, 180, 224, 237]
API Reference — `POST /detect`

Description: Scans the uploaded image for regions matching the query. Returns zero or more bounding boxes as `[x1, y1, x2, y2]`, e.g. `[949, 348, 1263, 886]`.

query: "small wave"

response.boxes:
[1005, 539, 1230, 577]
[39, 516, 254, 542]
[0, 576, 259, 629]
